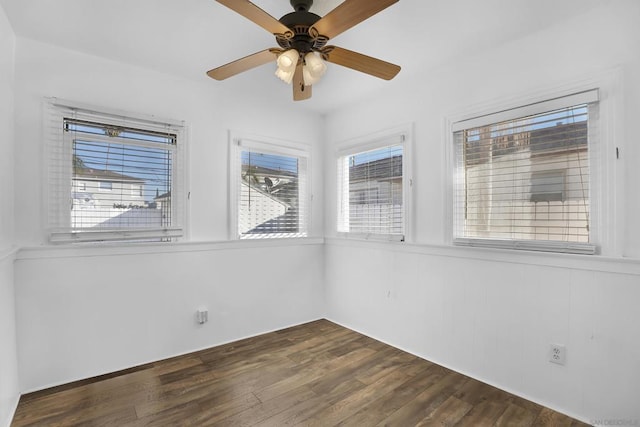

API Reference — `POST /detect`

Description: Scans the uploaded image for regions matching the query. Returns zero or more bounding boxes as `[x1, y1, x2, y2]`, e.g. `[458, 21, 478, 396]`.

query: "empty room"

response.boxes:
[1, 0, 639, 425]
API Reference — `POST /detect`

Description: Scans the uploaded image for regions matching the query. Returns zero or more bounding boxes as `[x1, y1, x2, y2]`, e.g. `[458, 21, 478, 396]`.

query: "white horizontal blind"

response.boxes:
[453, 93, 598, 254]
[46, 100, 184, 242]
[337, 143, 404, 237]
[235, 142, 308, 239]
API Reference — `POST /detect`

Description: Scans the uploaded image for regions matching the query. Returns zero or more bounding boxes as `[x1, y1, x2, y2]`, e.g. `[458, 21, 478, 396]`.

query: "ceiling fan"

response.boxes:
[206, 0, 401, 101]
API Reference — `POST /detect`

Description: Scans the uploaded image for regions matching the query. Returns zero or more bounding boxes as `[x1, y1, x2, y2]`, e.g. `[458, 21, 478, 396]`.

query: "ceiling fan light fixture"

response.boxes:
[302, 66, 315, 86]
[276, 49, 299, 72]
[304, 52, 326, 75]
[302, 52, 326, 86]
[275, 67, 295, 84]
[302, 65, 319, 86]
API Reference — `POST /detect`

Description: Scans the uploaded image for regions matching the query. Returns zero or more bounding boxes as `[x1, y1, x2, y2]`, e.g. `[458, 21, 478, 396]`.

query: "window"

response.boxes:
[131, 184, 143, 197]
[46, 99, 185, 243]
[451, 90, 598, 254]
[530, 170, 565, 202]
[230, 135, 309, 239]
[99, 181, 113, 191]
[337, 128, 410, 240]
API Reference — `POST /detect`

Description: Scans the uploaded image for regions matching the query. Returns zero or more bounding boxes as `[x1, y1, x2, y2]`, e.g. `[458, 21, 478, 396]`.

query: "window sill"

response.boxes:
[16, 237, 325, 260]
[50, 228, 183, 244]
[453, 238, 596, 255]
[337, 232, 405, 243]
[325, 237, 640, 275]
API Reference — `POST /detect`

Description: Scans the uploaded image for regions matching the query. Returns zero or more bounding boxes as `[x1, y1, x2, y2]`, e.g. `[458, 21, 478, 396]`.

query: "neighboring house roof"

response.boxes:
[349, 155, 403, 182]
[154, 191, 171, 201]
[240, 181, 291, 209]
[242, 165, 299, 207]
[74, 167, 145, 182]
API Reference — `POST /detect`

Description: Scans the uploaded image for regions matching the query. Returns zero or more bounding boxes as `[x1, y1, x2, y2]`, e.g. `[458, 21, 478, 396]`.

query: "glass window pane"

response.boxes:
[239, 150, 304, 238]
[456, 105, 590, 243]
[340, 144, 404, 236]
[69, 123, 173, 232]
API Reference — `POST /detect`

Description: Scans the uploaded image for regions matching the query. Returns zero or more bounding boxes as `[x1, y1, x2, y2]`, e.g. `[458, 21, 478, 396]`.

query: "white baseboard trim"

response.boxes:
[2, 393, 20, 427]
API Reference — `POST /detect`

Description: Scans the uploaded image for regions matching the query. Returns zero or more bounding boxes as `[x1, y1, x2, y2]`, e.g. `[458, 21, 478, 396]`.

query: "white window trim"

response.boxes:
[228, 131, 312, 240]
[443, 71, 623, 256]
[335, 123, 414, 243]
[44, 97, 188, 244]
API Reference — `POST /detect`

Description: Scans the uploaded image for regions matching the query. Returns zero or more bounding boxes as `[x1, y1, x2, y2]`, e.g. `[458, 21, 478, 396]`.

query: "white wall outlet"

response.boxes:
[196, 309, 208, 325]
[549, 343, 566, 365]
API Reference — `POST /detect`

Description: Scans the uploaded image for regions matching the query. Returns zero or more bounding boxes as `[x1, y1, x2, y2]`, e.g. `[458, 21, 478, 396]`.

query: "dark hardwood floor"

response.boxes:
[12, 319, 589, 426]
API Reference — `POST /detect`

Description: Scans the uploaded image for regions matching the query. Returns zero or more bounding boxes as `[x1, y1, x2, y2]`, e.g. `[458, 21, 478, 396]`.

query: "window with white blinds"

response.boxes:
[452, 90, 599, 254]
[46, 99, 184, 243]
[337, 137, 405, 239]
[231, 137, 309, 239]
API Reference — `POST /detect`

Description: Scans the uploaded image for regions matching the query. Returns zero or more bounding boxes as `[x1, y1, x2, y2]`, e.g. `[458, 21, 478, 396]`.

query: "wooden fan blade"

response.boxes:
[207, 49, 277, 80]
[324, 46, 400, 80]
[311, 0, 398, 40]
[215, 0, 293, 37]
[293, 62, 312, 101]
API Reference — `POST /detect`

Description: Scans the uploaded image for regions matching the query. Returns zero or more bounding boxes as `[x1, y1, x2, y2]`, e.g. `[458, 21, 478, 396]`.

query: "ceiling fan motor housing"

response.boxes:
[277, 8, 326, 53]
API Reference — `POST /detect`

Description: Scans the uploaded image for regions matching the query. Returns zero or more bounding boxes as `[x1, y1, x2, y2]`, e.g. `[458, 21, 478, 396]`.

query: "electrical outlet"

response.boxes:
[196, 309, 208, 325]
[549, 344, 566, 365]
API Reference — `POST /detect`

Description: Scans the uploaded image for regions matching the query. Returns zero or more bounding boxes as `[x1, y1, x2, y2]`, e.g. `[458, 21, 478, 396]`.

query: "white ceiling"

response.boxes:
[0, 0, 604, 113]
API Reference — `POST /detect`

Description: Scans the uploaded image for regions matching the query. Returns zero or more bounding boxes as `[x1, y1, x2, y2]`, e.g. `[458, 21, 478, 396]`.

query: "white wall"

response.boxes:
[324, 2, 640, 424]
[0, 5, 15, 248]
[0, 251, 18, 427]
[0, 6, 19, 426]
[15, 240, 324, 392]
[13, 37, 325, 245]
[11, 38, 326, 392]
[0, 4, 19, 427]
[325, 240, 640, 424]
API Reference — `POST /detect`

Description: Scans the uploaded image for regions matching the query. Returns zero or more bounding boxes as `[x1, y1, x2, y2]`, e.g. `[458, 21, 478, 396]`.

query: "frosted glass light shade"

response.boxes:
[302, 52, 327, 86]
[304, 52, 326, 75]
[277, 49, 299, 72]
[302, 66, 320, 85]
[275, 67, 295, 84]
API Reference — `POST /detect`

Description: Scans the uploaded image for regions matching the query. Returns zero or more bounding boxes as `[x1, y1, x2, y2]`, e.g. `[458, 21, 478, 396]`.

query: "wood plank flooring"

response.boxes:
[12, 319, 589, 426]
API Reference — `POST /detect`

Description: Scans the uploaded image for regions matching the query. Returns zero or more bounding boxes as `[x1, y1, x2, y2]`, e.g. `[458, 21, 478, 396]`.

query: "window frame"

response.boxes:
[45, 98, 186, 244]
[229, 132, 311, 240]
[444, 86, 618, 255]
[335, 124, 413, 242]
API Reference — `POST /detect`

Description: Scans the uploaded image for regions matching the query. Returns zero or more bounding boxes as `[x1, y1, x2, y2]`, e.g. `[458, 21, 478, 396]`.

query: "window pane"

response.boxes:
[69, 122, 173, 232]
[340, 144, 404, 236]
[455, 105, 590, 243]
[239, 150, 304, 238]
